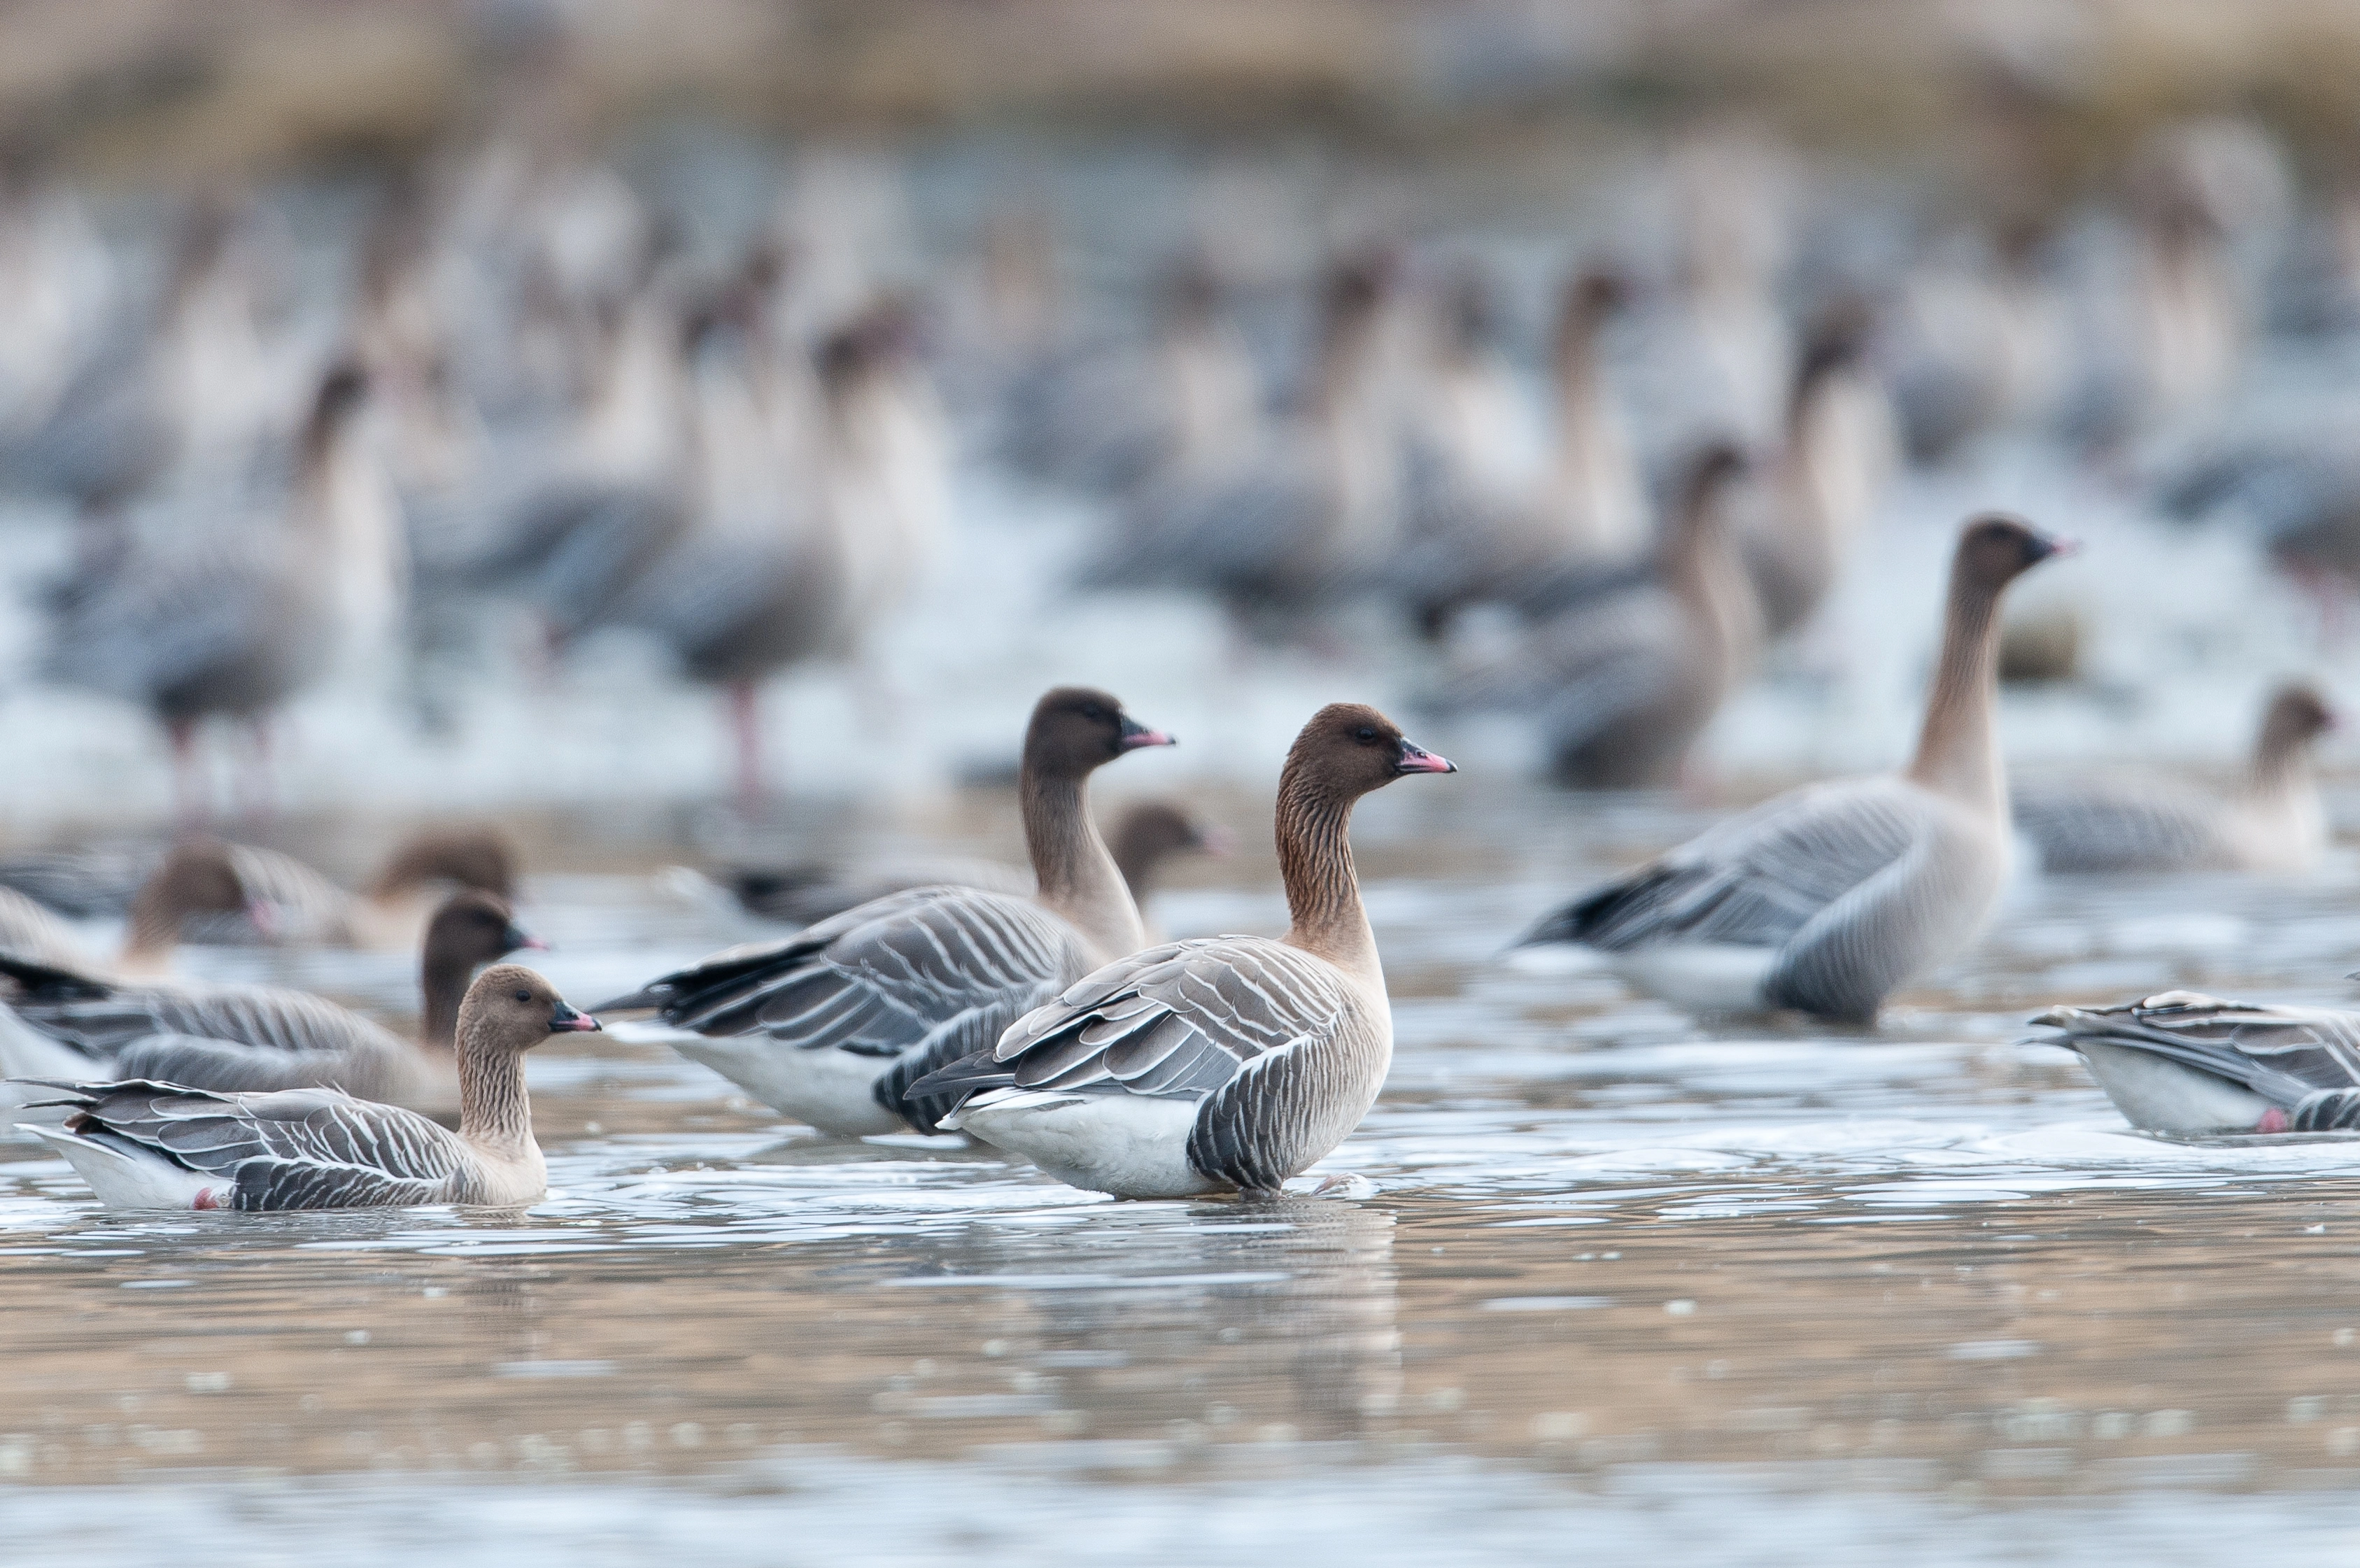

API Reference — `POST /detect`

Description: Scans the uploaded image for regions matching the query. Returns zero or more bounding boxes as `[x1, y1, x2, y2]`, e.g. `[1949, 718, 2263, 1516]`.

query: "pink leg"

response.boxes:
[167, 717, 206, 827]
[728, 681, 764, 812]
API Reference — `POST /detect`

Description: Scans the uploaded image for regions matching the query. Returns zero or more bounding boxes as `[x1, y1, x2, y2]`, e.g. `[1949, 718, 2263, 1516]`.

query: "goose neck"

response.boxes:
[120, 884, 181, 969]
[455, 1030, 535, 1157]
[418, 951, 473, 1053]
[1905, 573, 2006, 815]
[1022, 769, 1144, 966]
[1274, 767, 1379, 990]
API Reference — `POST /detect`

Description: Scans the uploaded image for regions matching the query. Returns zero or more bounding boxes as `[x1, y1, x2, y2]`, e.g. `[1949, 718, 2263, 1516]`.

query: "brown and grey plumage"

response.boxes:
[17, 965, 599, 1210]
[726, 799, 1223, 929]
[1520, 515, 2067, 1021]
[2014, 683, 2334, 875]
[1446, 442, 1762, 789]
[0, 891, 539, 1113]
[2030, 990, 2360, 1136]
[0, 838, 257, 980]
[596, 688, 1175, 1137]
[910, 703, 1456, 1199]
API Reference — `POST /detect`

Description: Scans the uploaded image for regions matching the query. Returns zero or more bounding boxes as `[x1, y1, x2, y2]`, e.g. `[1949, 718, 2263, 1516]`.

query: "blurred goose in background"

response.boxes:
[0, 839, 263, 980]
[2030, 991, 2360, 1136]
[1743, 306, 1901, 642]
[0, 194, 297, 511]
[1662, 132, 1795, 445]
[1884, 224, 2067, 464]
[1443, 442, 1761, 789]
[42, 364, 400, 819]
[0, 890, 539, 1114]
[1518, 516, 2068, 1020]
[2157, 437, 2360, 622]
[2014, 682, 2334, 875]
[1086, 256, 1408, 631]
[18, 965, 595, 1211]
[728, 798, 1226, 931]
[1006, 253, 1259, 496]
[0, 162, 115, 439]
[1399, 268, 1648, 636]
[910, 704, 1455, 1199]
[606, 297, 942, 805]
[598, 688, 1173, 1137]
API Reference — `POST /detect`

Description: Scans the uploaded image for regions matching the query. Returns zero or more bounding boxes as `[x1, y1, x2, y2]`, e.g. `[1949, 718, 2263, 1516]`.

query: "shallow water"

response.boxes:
[6, 784, 2360, 1565]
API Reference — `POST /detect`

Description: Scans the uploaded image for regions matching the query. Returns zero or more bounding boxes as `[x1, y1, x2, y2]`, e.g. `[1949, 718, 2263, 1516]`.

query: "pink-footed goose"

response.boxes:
[909, 704, 1455, 1199]
[1445, 442, 1762, 789]
[2014, 683, 2334, 876]
[0, 890, 540, 1116]
[1401, 269, 1648, 636]
[597, 688, 1175, 1136]
[2030, 991, 2360, 1137]
[1520, 515, 2068, 1020]
[18, 965, 597, 1211]
[43, 363, 400, 821]
[728, 799, 1227, 931]
[0, 839, 264, 980]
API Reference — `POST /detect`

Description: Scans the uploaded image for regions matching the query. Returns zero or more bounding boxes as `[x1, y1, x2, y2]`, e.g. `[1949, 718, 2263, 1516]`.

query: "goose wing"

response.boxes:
[1443, 588, 1681, 749]
[2012, 782, 2228, 873]
[31, 1080, 467, 1209]
[0, 965, 405, 1061]
[46, 535, 299, 703]
[220, 843, 360, 943]
[2031, 992, 2360, 1122]
[910, 936, 1362, 1185]
[1529, 777, 1932, 953]
[0, 887, 90, 970]
[600, 886, 1091, 1061]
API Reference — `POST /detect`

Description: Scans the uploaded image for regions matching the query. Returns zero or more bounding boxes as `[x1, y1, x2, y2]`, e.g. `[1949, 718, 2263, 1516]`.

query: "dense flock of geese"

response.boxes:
[7, 115, 2360, 1208]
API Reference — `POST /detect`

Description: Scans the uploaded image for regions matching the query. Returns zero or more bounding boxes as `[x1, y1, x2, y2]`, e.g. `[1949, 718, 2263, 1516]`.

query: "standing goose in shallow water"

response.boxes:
[18, 965, 597, 1211]
[2014, 682, 2335, 875]
[0, 891, 540, 1114]
[597, 688, 1173, 1136]
[909, 704, 1456, 1199]
[2030, 991, 2360, 1136]
[1518, 515, 2068, 1021]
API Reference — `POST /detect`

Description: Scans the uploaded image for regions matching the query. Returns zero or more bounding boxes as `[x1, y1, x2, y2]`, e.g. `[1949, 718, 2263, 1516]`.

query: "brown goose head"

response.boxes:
[371, 828, 520, 902]
[457, 964, 599, 1059]
[126, 840, 264, 948]
[1022, 686, 1175, 784]
[1285, 702, 1456, 805]
[2257, 681, 2336, 767]
[1951, 513, 2072, 598]
[425, 891, 541, 968]
[1108, 800, 1229, 900]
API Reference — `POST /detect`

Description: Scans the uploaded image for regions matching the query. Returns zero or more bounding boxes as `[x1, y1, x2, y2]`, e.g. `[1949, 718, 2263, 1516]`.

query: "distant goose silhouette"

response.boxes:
[598, 688, 1173, 1136]
[43, 363, 402, 819]
[1519, 515, 2067, 1020]
[1446, 442, 1762, 789]
[18, 965, 596, 1210]
[2014, 683, 2334, 875]
[910, 703, 1455, 1199]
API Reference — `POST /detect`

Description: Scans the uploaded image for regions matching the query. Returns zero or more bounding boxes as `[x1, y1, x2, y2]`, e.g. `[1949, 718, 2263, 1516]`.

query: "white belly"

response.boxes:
[957, 1091, 1214, 1199]
[2075, 1041, 2272, 1136]
[1608, 944, 1775, 1012]
[669, 1034, 906, 1137]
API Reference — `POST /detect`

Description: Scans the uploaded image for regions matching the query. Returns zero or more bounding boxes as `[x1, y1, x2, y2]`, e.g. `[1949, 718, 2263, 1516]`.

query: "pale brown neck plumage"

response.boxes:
[1023, 770, 1145, 966]
[455, 1023, 535, 1157]
[1906, 571, 2007, 815]
[2247, 714, 2319, 801]
[1274, 762, 1380, 990]
[120, 884, 181, 967]
[419, 949, 472, 1052]
[1663, 470, 1761, 671]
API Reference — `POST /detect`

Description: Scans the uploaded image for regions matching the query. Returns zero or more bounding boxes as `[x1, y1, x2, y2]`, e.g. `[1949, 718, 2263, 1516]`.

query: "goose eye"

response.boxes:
[513, 989, 531, 1003]
[1355, 726, 1378, 743]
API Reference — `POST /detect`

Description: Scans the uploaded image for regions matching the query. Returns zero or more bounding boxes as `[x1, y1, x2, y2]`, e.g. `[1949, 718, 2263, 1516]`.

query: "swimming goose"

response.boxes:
[43, 363, 400, 819]
[908, 703, 1456, 1199]
[202, 827, 521, 950]
[1518, 514, 2068, 1020]
[0, 838, 255, 977]
[2014, 683, 2334, 875]
[728, 799, 1225, 930]
[1445, 442, 1762, 789]
[597, 688, 1175, 1136]
[18, 965, 596, 1211]
[2030, 991, 2360, 1136]
[0, 890, 539, 1113]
